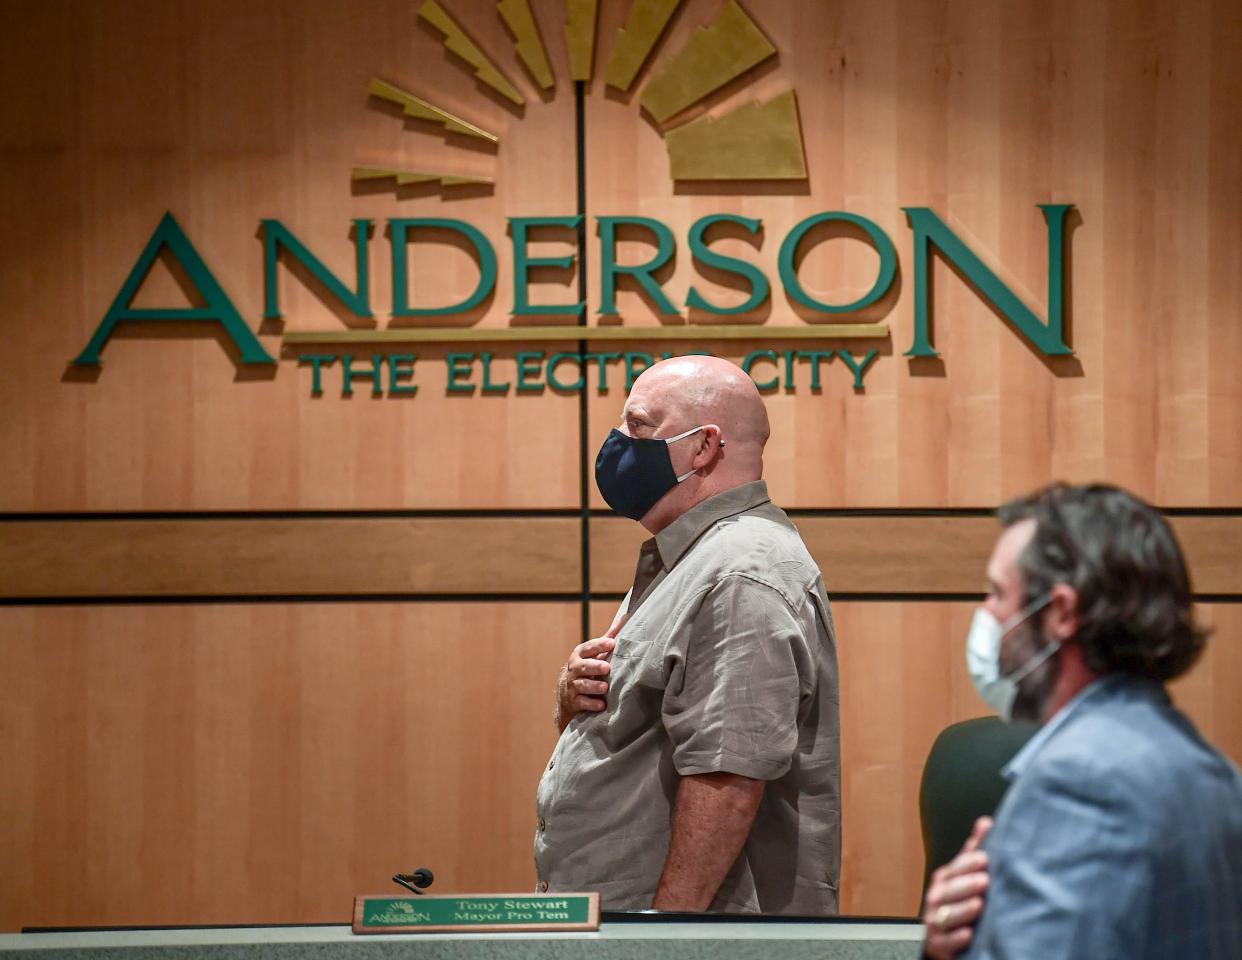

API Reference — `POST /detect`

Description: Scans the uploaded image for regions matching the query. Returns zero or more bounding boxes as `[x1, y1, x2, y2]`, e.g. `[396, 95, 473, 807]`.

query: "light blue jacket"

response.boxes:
[964, 675, 1242, 959]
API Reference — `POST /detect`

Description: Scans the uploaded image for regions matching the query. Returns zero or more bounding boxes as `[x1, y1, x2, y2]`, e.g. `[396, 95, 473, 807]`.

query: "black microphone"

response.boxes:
[392, 867, 434, 895]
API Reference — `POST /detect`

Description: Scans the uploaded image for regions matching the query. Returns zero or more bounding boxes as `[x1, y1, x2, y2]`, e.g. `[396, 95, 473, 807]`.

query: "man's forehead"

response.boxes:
[989, 518, 1036, 584]
[624, 374, 670, 419]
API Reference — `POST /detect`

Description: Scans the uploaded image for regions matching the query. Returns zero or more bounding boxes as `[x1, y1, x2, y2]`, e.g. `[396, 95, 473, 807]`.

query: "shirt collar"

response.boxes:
[653, 480, 771, 571]
[1002, 674, 1126, 782]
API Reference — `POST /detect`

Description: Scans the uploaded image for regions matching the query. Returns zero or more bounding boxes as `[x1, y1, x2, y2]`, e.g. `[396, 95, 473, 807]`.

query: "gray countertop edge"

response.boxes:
[0, 922, 927, 955]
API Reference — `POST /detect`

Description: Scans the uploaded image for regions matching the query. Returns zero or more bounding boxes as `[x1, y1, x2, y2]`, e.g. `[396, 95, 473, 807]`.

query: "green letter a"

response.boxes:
[71, 211, 275, 366]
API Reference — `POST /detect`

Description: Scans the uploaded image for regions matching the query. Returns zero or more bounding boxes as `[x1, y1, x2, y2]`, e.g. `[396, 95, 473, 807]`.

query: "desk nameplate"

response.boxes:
[352, 892, 600, 934]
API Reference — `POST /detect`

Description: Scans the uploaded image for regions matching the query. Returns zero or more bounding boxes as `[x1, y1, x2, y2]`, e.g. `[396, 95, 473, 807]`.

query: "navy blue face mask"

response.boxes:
[594, 425, 705, 521]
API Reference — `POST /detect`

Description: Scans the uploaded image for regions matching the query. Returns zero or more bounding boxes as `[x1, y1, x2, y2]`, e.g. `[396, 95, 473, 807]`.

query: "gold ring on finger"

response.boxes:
[935, 905, 952, 931]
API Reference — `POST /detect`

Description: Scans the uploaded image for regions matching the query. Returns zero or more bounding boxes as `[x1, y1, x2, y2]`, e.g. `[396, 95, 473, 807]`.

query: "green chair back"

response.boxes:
[918, 716, 1037, 903]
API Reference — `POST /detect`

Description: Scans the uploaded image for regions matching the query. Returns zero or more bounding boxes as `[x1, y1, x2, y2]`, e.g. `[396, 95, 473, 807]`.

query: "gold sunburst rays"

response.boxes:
[604, 0, 681, 92]
[419, 0, 526, 106]
[368, 78, 500, 144]
[498, 0, 556, 90]
[565, 0, 600, 81]
[666, 89, 806, 180]
[352, 166, 494, 190]
[639, 0, 776, 124]
[360, 0, 808, 193]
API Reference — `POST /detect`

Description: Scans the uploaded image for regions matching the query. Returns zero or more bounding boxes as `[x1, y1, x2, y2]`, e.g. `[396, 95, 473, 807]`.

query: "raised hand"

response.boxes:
[922, 816, 993, 959]
[555, 615, 628, 731]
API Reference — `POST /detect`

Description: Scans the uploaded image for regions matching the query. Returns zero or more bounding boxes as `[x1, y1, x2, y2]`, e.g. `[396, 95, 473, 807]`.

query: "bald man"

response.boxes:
[534, 356, 840, 915]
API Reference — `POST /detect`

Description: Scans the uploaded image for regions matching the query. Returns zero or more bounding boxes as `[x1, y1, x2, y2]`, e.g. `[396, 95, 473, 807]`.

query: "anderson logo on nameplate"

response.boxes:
[352, 892, 600, 934]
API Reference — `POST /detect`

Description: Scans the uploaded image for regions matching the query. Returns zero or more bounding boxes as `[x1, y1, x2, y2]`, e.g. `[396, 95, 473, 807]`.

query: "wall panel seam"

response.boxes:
[5, 507, 1240, 522]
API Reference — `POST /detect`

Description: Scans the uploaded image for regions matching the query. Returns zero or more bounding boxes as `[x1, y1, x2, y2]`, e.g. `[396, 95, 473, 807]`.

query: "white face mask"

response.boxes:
[966, 594, 1058, 723]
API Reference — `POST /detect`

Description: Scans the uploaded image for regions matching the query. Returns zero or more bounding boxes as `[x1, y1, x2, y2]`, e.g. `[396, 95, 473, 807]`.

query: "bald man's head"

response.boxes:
[626, 356, 770, 452]
[606, 356, 767, 529]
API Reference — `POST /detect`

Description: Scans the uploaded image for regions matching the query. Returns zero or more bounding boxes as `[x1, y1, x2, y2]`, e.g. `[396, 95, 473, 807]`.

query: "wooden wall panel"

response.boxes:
[593, 596, 967, 918]
[0, 597, 1236, 932]
[581, 0, 1242, 509]
[590, 600, 1242, 918]
[4, 512, 1236, 601]
[591, 516, 999, 596]
[590, 514, 1242, 596]
[0, 0, 583, 511]
[0, 602, 577, 931]
[1, 0, 1240, 937]
[0, 0, 1237, 512]
[0, 517, 581, 598]
[1168, 604, 1242, 753]
[1205, 4, 1242, 501]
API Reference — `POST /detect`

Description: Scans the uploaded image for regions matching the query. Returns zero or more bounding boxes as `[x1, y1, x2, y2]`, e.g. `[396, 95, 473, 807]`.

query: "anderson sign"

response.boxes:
[66, 0, 1076, 397]
[70, 203, 1075, 396]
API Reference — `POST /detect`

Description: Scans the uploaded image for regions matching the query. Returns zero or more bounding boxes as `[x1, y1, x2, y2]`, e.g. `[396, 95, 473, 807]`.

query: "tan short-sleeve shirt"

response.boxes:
[534, 481, 840, 914]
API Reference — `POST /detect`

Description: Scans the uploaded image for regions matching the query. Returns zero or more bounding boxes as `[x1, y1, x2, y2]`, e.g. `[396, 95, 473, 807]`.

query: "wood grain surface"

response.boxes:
[580, 0, 1242, 510]
[0, 0, 1236, 510]
[1, 0, 1240, 933]
[0, 0, 582, 511]
[589, 599, 1242, 917]
[0, 602, 576, 930]
[4, 513, 1236, 599]
[589, 514, 1242, 596]
[0, 517, 581, 597]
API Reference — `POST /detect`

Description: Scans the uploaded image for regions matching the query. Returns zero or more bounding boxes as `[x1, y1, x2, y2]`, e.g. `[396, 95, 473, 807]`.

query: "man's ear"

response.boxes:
[1046, 583, 1080, 641]
[693, 424, 722, 469]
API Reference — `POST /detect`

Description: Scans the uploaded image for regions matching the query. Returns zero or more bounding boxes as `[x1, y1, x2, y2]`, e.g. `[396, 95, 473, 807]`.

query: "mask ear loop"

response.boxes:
[663, 425, 708, 482]
[1001, 592, 1054, 634]
[661, 424, 705, 444]
[1004, 636, 1062, 688]
[998, 592, 1060, 686]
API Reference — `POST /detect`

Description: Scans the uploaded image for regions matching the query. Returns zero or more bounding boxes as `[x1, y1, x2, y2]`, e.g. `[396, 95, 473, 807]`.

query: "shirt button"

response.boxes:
[538, 818, 546, 832]
[538, 880, 549, 893]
